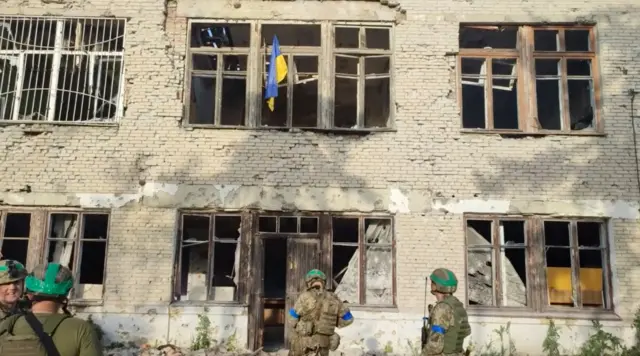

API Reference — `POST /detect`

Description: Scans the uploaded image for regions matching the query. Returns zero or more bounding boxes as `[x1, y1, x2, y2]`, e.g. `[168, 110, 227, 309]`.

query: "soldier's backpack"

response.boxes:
[0, 313, 69, 356]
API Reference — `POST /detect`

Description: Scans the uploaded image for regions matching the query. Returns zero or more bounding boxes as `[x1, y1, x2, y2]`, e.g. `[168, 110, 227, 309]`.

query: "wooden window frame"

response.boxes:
[44, 210, 111, 303]
[173, 211, 250, 305]
[464, 214, 615, 318]
[458, 24, 602, 136]
[185, 21, 252, 127]
[259, 33, 323, 129]
[0, 208, 110, 305]
[329, 214, 396, 307]
[332, 24, 394, 130]
[183, 20, 395, 132]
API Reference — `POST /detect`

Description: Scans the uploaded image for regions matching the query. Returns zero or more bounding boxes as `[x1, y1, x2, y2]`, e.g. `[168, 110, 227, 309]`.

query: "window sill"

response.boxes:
[170, 301, 248, 308]
[460, 128, 607, 137]
[69, 299, 104, 307]
[468, 307, 621, 321]
[184, 124, 397, 134]
[0, 120, 119, 128]
[346, 305, 399, 313]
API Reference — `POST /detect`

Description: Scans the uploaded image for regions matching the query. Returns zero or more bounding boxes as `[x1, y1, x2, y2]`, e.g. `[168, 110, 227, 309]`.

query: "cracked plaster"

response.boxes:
[1, 183, 638, 218]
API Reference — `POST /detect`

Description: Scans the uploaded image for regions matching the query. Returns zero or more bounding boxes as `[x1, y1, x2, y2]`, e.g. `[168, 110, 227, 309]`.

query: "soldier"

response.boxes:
[0, 260, 28, 321]
[0, 262, 103, 356]
[422, 268, 471, 356]
[287, 269, 354, 356]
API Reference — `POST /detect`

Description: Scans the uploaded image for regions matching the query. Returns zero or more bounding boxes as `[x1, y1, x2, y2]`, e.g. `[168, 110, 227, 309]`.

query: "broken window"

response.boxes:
[0, 212, 31, 264]
[188, 23, 250, 126]
[466, 219, 528, 307]
[176, 213, 242, 302]
[45, 212, 109, 300]
[465, 215, 612, 313]
[334, 26, 391, 129]
[459, 25, 599, 134]
[0, 16, 126, 122]
[544, 220, 609, 308]
[260, 24, 321, 128]
[331, 216, 394, 305]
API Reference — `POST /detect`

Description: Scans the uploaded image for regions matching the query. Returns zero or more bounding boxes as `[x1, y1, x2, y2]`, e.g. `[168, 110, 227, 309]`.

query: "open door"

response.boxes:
[285, 238, 320, 347]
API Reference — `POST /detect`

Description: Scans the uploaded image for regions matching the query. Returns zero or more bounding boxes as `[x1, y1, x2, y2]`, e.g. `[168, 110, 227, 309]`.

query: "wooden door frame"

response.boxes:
[247, 213, 332, 351]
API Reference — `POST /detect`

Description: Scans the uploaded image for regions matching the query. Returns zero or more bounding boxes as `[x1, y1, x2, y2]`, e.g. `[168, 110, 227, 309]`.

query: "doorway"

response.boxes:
[258, 236, 321, 351]
[262, 238, 287, 351]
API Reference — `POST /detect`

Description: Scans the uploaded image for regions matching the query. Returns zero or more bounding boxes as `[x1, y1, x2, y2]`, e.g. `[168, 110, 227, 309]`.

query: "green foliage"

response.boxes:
[224, 331, 238, 352]
[476, 322, 517, 356]
[190, 312, 213, 351]
[543, 319, 562, 356]
[578, 320, 625, 356]
[384, 341, 394, 353]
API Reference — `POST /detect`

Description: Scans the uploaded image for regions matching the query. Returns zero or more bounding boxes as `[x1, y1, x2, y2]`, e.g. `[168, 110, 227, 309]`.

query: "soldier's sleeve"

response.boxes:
[78, 321, 104, 356]
[421, 303, 454, 356]
[336, 297, 354, 328]
[288, 293, 308, 329]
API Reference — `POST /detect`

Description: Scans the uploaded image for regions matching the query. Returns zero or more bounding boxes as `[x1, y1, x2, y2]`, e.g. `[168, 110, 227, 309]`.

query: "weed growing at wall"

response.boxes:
[540, 308, 640, 356]
[190, 310, 213, 351]
[224, 331, 238, 352]
[577, 320, 625, 356]
[543, 319, 562, 356]
[476, 322, 518, 356]
[383, 341, 393, 353]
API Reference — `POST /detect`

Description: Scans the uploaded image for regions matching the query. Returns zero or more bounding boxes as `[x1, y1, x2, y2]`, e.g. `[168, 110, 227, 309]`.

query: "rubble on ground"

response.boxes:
[104, 343, 285, 356]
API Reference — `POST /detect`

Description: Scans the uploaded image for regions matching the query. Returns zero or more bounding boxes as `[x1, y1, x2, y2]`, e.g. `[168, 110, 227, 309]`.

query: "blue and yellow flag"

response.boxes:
[264, 35, 288, 111]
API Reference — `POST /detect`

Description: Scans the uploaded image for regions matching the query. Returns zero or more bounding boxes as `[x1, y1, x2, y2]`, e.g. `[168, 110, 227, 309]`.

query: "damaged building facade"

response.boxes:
[0, 0, 639, 353]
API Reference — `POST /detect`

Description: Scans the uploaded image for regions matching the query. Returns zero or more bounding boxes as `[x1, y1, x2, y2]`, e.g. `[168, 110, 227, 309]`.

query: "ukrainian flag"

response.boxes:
[264, 35, 288, 112]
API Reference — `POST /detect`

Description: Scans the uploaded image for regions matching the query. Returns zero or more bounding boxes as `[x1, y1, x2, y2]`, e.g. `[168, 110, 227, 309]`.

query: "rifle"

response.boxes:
[420, 277, 430, 349]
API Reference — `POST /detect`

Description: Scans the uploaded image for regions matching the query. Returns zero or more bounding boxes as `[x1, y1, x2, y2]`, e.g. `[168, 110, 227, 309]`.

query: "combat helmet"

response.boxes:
[25, 262, 73, 298]
[0, 260, 27, 285]
[430, 268, 458, 294]
[305, 269, 327, 289]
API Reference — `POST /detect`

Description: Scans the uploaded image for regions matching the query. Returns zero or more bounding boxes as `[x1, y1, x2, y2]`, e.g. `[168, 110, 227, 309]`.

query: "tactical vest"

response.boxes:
[313, 291, 340, 336]
[0, 314, 70, 356]
[438, 295, 471, 354]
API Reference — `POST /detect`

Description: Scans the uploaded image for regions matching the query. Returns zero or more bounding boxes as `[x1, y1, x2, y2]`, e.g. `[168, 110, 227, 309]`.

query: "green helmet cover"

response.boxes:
[430, 268, 458, 287]
[25, 263, 73, 297]
[305, 269, 326, 281]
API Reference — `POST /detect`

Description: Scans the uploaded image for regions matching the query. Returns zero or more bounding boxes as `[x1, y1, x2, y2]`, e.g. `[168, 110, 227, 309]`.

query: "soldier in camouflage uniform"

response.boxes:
[0, 262, 103, 356]
[0, 260, 28, 321]
[287, 269, 354, 356]
[422, 268, 471, 356]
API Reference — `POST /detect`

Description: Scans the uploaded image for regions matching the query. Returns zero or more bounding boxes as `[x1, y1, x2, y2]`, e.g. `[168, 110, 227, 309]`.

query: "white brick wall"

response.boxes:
[1, 0, 639, 353]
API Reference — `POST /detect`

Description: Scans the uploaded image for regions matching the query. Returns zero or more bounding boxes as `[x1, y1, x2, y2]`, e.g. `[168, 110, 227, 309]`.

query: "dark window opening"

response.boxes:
[263, 238, 287, 352]
[1, 213, 31, 265]
[260, 53, 319, 128]
[544, 221, 607, 308]
[466, 216, 610, 313]
[459, 25, 597, 134]
[178, 214, 241, 302]
[466, 219, 527, 307]
[334, 26, 392, 129]
[44, 212, 109, 300]
[261, 25, 321, 47]
[189, 23, 249, 126]
[459, 26, 518, 49]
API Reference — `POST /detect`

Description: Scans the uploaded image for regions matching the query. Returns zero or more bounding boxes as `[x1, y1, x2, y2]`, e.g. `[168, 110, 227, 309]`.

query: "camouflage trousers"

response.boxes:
[289, 334, 331, 356]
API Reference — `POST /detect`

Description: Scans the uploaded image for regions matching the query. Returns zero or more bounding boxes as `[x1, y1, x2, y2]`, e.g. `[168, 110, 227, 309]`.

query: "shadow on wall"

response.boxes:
[467, 3, 640, 352]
